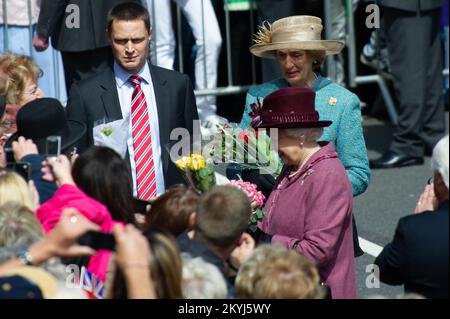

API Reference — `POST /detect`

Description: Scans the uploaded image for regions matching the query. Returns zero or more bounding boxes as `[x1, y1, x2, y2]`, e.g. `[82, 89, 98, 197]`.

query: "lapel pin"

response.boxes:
[329, 97, 337, 106]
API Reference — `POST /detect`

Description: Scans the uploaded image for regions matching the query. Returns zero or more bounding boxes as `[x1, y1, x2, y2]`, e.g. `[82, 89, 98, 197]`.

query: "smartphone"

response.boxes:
[4, 146, 15, 164]
[77, 231, 116, 251]
[46, 136, 61, 157]
[6, 161, 31, 182]
[132, 197, 153, 214]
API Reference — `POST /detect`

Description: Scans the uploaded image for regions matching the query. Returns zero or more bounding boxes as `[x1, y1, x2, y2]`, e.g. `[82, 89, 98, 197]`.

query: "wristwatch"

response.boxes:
[17, 246, 33, 266]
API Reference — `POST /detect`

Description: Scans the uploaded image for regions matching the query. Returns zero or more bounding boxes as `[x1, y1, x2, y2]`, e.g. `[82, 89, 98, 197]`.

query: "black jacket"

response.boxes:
[65, 64, 199, 188]
[375, 201, 449, 299]
[378, 0, 444, 12]
[37, 0, 140, 52]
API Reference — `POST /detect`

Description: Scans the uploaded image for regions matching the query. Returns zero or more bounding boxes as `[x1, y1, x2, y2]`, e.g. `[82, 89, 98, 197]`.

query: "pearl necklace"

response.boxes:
[288, 146, 321, 179]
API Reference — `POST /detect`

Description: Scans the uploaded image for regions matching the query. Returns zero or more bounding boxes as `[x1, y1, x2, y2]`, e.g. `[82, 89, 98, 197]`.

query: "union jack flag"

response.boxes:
[80, 266, 104, 299]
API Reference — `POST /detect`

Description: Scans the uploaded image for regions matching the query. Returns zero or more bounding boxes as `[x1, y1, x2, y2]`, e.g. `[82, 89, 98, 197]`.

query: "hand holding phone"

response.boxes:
[46, 136, 61, 158]
[43, 155, 74, 185]
[77, 231, 116, 251]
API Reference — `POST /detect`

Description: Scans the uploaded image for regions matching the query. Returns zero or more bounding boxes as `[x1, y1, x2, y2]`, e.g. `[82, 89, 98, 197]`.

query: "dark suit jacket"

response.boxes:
[378, 0, 444, 12]
[65, 64, 199, 187]
[374, 201, 449, 299]
[37, 0, 139, 52]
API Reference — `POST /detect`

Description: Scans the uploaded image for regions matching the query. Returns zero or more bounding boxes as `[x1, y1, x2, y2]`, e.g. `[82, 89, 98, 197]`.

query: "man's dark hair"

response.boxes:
[195, 186, 251, 250]
[107, 2, 151, 35]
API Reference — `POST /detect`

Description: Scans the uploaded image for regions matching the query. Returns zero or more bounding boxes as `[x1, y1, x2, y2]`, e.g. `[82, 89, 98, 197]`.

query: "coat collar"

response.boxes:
[148, 64, 170, 174]
[98, 67, 122, 120]
[280, 141, 339, 187]
[113, 61, 152, 88]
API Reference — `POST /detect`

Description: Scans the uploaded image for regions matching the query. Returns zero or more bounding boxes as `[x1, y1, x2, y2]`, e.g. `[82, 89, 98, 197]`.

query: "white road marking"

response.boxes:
[358, 237, 384, 257]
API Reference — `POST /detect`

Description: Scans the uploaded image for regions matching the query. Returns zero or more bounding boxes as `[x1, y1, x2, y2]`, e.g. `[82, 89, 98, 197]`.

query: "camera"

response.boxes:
[6, 161, 32, 182]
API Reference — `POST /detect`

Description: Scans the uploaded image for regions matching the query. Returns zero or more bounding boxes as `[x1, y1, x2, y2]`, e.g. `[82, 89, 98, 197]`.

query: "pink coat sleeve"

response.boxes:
[36, 184, 114, 234]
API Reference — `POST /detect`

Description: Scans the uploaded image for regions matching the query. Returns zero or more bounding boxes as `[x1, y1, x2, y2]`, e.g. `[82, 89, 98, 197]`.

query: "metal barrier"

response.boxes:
[164, 0, 258, 97]
[2, 0, 448, 107]
[340, 0, 449, 125]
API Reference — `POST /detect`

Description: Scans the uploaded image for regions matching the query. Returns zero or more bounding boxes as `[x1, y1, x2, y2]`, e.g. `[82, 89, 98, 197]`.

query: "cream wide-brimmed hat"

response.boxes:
[250, 15, 345, 58]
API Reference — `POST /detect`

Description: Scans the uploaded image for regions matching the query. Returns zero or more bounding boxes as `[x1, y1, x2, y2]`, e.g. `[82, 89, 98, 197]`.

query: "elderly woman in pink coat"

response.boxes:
[254, 87, 356, 299]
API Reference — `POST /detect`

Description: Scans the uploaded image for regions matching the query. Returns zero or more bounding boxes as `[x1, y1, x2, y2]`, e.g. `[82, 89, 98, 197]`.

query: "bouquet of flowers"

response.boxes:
[211, 122, 282, 178]
[228, 179, 266, 225]
[175, 153, 216, 193]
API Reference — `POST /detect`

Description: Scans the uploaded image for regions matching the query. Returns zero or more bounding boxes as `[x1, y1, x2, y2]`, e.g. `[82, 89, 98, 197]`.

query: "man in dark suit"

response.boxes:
[375, 135, 449, 299]
[65, 3, 199, 198]
[370, 0, 446, 168]
[34, 0, 140, 91]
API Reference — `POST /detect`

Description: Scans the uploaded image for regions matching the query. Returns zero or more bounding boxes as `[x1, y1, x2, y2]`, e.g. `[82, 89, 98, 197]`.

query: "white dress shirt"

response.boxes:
[114, 61, 165, 197]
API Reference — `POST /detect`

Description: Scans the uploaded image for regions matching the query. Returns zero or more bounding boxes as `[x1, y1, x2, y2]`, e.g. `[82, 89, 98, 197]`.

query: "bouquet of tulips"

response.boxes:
[175, 153, 216, 193]
[211, 123, 282, 178]
[228, 179, 266, 225]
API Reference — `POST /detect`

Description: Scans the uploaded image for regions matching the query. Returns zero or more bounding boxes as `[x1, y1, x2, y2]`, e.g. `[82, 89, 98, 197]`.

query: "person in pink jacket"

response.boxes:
[254, 87, 356, 299]
[36, 154, 124, 291]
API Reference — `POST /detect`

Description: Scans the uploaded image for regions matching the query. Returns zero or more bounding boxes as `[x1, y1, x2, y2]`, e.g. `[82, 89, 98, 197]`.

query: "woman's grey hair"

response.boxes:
[0, 202, 71, 285]
[283, 127, 324, 144]
[432, 135, 449, 189]
[181, 254, 228, 299]
[235, 244, 286, 298]
[0, 202, 43, 248]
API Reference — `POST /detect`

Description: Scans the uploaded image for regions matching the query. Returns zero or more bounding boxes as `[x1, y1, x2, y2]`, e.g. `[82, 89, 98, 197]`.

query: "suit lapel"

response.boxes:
[149, 65, 171, 175]
[99, 68, 123, 120]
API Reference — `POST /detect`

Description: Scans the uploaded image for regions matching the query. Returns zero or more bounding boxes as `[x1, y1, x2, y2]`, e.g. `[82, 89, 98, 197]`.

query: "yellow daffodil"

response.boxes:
[175, 156, 191, 170]
[189, 154, 206, 171]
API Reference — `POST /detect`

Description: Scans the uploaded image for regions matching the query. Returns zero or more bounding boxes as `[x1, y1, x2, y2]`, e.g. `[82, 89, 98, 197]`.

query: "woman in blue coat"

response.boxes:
[240, 15, 370, 197]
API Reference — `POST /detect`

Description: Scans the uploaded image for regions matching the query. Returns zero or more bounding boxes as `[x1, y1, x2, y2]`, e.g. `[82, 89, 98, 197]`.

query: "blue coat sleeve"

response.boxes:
[335, 93, 370, 196]
[21, 154, 57, 204]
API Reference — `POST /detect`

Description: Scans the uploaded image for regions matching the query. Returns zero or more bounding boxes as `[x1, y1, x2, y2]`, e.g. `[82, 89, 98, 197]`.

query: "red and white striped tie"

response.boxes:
[129, 75, 157, 200]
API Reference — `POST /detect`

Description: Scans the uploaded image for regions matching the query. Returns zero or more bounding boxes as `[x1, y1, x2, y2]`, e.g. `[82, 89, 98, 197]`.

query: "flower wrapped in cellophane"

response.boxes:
[175, 153, 216, 193]
[211, 122, 282, 178]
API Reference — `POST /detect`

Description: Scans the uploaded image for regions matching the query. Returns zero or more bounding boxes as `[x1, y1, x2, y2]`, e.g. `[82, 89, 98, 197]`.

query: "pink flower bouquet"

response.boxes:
[228, 179, 266, 225]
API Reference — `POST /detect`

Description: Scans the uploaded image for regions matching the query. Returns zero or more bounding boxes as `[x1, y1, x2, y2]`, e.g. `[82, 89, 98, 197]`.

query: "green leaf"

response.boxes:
[198, 169, 207, 178]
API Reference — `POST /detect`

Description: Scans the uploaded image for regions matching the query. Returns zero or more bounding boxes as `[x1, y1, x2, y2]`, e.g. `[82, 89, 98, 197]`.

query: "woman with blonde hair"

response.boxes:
[236, 245, 324, 299]
[0, 53, 43, 106]
[0, 170, 38, 211]
[0, 53, 44, 137]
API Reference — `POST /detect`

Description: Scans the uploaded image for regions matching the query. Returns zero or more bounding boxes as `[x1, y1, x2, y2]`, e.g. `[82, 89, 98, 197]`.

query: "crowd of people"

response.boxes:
[0, 1, 448, 300]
